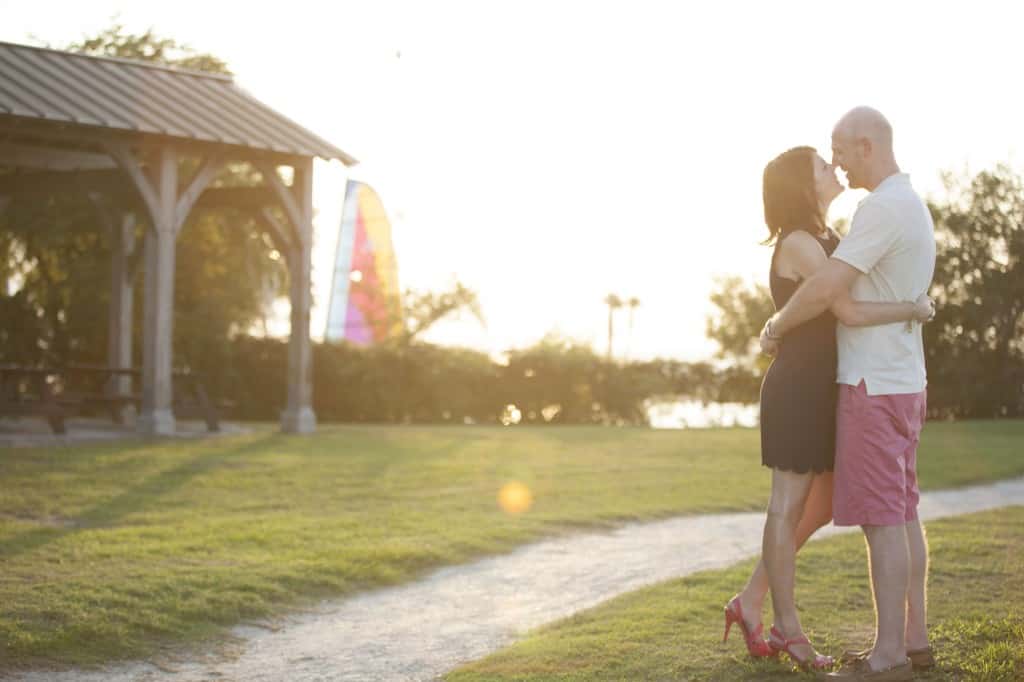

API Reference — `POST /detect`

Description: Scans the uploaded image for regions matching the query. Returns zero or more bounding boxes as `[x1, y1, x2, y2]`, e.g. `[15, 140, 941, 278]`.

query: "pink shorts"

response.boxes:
[833, 380, 927, 527]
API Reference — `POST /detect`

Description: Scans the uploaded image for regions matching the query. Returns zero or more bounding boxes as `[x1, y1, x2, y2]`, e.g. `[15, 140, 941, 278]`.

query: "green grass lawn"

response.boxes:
[448, 506, 1024, 681]
[0, 420, 1022, 670]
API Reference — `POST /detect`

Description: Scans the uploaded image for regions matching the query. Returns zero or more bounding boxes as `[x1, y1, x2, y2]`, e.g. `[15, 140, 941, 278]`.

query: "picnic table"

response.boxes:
[0, 364, 220, 434]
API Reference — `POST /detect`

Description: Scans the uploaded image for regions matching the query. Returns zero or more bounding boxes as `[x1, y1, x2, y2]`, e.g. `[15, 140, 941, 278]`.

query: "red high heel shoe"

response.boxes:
[768, 626, 834, 670]
[723, 596, 774, 658]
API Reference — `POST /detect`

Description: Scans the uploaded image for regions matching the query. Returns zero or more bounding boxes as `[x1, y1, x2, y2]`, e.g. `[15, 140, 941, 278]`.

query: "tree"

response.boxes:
[925, 165, 1024, 417]
[625, 296, 640, 359]
[0, 195, 107, 364]
[603, 293, 622, 360]
[706, 275, 775, 372]
[400, 281, 485, 345]
[66, 23, 231, 75]
[501, 334, 669, 426]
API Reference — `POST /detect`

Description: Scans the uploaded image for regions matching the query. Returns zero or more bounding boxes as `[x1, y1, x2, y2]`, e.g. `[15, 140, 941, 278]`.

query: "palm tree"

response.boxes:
[603, 293, 623, 360]
[625, 297, 640, 360]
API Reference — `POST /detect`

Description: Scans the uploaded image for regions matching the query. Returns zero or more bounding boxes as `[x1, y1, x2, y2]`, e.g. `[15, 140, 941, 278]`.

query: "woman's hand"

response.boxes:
[912, 293, 935, 323]
[759, 318, 780, 356]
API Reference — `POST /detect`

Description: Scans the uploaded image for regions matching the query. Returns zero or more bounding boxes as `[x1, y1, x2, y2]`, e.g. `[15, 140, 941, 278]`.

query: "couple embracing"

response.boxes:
[723, 107, 937, 681]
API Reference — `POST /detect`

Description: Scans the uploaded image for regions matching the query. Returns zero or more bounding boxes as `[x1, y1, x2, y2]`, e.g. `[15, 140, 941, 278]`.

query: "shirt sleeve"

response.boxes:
[832, 200, 900, 273]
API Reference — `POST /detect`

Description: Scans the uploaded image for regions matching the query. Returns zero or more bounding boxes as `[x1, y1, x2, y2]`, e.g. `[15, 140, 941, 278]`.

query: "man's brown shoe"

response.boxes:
[821, 657, 913, 680]
[907, 646, 935, 671]
[838, 647, 872, 666]
[840, 646, 934, 672]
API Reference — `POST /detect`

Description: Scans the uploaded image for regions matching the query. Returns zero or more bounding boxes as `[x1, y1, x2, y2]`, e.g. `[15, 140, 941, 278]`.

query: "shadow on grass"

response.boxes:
[0, 434, 279, 560]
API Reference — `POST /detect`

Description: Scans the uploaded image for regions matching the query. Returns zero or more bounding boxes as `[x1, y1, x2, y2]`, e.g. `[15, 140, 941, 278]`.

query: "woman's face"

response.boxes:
[813, 154, 844, 207]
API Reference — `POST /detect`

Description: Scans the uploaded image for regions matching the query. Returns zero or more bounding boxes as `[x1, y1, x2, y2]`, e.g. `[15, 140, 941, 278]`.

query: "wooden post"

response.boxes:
[268, 160, 317, 433]
[105, 142, 223, 436]
[139, 147, 179, 435]
[107, 212, 137, 424]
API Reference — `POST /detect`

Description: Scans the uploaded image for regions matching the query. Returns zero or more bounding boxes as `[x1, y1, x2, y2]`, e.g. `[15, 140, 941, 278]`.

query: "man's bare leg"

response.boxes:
[905, 519, 929, 650]
[863, 524, 911, 671]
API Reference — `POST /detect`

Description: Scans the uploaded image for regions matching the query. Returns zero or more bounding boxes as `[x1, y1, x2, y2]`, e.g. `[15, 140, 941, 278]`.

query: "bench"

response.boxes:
[0, 364, 220, 434]
[0, 366, 67, 433]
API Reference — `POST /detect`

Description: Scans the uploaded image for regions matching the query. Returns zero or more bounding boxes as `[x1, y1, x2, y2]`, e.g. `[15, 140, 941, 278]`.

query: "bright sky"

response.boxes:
[4, 1, 1023, 360]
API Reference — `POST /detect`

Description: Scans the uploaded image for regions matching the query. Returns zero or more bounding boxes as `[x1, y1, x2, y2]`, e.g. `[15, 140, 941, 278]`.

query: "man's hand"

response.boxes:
[912, 292, 935, 322]
[772, 258, 862, 337]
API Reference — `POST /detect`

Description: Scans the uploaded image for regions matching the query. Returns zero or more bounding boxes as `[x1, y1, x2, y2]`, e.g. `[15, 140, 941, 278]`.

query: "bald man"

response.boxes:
[759, 107, 936, 681]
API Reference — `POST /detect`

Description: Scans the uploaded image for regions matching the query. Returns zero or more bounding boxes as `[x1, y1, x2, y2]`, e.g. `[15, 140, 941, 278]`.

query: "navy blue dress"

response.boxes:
[759, 229, 839, 474]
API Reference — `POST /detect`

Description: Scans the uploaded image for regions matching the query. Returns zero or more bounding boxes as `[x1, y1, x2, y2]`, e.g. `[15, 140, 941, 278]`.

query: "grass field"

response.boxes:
[447, 506, 1024, 681]
[1, 420, 1022, 669]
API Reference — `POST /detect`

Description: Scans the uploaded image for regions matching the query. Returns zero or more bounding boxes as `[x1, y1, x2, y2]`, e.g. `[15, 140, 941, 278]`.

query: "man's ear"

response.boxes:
[859, 137, 872, 159]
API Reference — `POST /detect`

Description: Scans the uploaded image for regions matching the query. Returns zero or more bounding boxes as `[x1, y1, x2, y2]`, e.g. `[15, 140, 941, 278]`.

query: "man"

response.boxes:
[759, 106, 936, 681]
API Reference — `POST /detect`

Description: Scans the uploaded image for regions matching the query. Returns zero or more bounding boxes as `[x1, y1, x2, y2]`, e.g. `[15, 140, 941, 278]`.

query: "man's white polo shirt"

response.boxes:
[832, 173, 936, 396]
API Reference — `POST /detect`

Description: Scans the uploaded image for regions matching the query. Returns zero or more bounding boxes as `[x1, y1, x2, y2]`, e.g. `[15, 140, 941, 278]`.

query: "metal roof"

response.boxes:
[0, 41, 357, 164]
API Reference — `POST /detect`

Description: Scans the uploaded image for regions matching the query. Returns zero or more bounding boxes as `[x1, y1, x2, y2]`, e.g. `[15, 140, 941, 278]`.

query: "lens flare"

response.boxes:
[500, 404, 522, 426]
[498, 481, 533, 514]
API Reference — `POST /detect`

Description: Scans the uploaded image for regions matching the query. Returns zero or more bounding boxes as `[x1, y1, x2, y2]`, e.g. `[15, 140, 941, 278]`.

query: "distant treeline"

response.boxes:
[210, 335, 760, 425]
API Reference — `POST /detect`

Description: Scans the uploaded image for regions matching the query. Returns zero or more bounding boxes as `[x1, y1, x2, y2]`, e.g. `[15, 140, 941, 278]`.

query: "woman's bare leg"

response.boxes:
[736, 472, 834, 621]
[763, 469, 814, 645]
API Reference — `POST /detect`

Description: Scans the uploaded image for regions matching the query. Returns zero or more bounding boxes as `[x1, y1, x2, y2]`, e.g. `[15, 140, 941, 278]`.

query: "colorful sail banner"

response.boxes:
[324, 180, 403, 344]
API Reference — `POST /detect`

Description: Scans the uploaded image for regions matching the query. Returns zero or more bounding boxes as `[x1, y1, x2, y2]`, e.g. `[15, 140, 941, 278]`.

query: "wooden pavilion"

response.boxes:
[0, 41, 358, 434]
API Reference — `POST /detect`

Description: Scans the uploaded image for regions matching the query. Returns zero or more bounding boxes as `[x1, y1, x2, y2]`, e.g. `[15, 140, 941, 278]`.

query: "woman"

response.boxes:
[722, 146, 932, 670]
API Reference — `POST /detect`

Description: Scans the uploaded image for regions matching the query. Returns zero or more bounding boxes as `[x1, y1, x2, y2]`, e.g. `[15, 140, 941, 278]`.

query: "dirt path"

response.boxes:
[11, 476, 1024, 682]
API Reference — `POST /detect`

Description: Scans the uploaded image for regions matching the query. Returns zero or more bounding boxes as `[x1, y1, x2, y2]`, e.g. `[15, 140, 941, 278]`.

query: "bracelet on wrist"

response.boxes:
[765, 319, 782, 341]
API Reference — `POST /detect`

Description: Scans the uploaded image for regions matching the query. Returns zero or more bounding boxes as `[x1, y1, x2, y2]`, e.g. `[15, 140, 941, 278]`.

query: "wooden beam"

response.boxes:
[138, 145, 178, 435]
[127, 234, 145, 281]
[0, 172, 282, 216]
[0, 142, 117, 171]
[107, 212, 137, 425]
[0, 169, 129, 198]
[256, 207, 296, 257]
[194, 186, 278, 212]
[102, 143, 227, 238]
[85, 191, 116, 236]
[280, 157, 316, 433]
[102, 141, 161, 229]
[293, 159, 314, 249]
[86, 192, 142, 279]
[0, 119, 311, 168]
[255, 161, 304, 238]
[0, 119, 146, 149]
[0, 188, 276, 220]
[175, 156, 223, 234]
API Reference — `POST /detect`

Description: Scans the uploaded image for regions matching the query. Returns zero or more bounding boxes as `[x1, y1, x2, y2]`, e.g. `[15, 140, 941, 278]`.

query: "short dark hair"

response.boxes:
[762, 146, 825, 245]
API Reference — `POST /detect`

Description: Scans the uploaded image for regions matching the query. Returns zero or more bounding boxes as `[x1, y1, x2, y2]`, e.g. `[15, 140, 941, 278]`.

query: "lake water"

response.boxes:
[646, 400, 759, 429]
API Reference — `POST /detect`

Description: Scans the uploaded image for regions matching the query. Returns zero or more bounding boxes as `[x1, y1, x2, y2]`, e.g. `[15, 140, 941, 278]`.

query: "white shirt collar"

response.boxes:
[874, 172, 910, 192]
